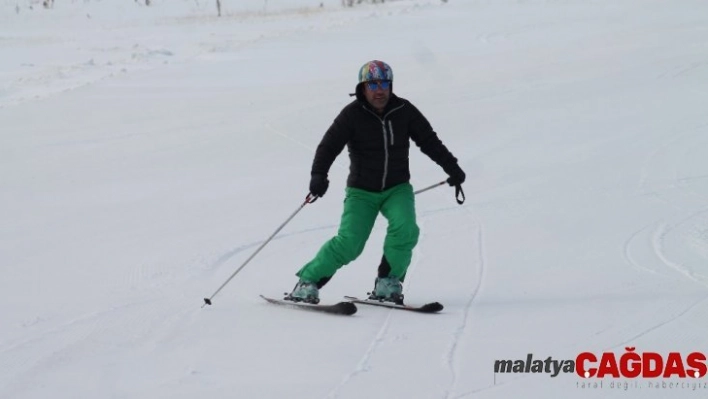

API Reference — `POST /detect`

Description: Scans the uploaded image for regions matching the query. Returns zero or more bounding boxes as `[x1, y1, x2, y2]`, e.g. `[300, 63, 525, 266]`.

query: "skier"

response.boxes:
[287, 60, 466, 305]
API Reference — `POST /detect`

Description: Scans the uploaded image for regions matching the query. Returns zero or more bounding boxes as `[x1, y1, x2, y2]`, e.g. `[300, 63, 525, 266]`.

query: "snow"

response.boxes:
[2, 0, 708, 398]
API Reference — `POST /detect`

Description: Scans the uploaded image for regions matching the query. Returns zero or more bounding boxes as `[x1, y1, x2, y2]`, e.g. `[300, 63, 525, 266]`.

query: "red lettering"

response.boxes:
[620, 347, 642, 378]
[663, 352, 687, 378]
[642, 352, 663, 378]
[577, 350, 707, 379]
[687, 352, 707, 378]
[597, 352, 620, 378]
[576, 352, 597, 378]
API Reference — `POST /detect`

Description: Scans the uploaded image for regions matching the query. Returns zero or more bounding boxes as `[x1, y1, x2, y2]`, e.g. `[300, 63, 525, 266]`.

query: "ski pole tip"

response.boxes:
[203, 298, 212, 306]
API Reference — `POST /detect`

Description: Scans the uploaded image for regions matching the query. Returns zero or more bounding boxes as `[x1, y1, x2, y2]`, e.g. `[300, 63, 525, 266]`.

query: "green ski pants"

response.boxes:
[296, 183, 420, 286]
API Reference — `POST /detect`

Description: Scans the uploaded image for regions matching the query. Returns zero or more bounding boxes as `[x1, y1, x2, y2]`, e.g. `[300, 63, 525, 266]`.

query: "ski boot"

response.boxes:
[284, 280, 320, 304]
[368, 276, 404, 305]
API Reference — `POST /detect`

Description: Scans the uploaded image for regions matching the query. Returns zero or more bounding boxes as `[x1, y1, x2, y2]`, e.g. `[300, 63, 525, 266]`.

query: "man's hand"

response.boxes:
[446, 164, 466, 186]
[309, 174, 329, 197]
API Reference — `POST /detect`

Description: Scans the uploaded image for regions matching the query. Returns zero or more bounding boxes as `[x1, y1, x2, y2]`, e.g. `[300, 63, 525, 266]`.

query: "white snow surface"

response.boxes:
[2, 0, 708, 398]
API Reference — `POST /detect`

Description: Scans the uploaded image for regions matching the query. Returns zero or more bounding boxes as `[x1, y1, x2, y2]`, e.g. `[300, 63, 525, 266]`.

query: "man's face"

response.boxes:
[363, 80, 391, 113]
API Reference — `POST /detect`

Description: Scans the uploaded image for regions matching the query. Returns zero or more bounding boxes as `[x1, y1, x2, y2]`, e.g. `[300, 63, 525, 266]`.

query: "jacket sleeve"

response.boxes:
[311, 108, 352, 177]
[408, 102, 459, 174]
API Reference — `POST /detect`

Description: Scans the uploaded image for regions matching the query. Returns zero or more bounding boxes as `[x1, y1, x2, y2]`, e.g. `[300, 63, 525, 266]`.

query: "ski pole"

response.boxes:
[202, 193, 318, 307]
[415, 180, 465, 204]
[414, 180, 446, 195]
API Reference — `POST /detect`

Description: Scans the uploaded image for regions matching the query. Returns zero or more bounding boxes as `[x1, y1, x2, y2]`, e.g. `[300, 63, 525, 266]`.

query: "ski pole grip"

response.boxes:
[306, 193, 319, 204]
[454, 185, 465, 205]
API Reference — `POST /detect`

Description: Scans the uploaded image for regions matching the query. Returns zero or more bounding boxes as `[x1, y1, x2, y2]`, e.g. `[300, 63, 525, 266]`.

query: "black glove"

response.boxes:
[445, 163, 466, 186]
[309, 174, 329, 197]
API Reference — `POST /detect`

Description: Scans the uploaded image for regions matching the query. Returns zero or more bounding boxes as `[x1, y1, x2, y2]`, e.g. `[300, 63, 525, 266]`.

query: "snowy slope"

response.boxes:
[2, 0, 708, 398]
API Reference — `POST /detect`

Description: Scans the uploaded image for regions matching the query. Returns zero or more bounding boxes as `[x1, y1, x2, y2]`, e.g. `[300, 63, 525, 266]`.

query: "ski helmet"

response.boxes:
[358, 60, 393, 84]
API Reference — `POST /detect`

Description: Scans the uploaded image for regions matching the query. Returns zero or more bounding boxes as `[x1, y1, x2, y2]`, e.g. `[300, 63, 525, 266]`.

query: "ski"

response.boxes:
[344, 296, 443, 313]
[260, 295, 357, 316]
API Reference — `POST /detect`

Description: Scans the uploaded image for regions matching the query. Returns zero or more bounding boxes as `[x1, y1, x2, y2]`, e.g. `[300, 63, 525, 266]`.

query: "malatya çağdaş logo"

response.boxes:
[494, 348, 707, 379]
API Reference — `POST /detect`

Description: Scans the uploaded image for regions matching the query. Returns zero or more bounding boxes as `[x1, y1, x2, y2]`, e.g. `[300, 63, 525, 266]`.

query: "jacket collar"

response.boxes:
[354, 86, 403, 115]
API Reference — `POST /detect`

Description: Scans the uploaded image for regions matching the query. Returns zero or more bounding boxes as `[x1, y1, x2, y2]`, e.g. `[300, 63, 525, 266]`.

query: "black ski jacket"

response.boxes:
[311, 93, 460, 192]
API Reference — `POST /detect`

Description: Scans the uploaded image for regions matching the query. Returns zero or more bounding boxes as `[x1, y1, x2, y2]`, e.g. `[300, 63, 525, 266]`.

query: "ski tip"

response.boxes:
[336, 301, 358, 315]
[420, 302, 444, 313]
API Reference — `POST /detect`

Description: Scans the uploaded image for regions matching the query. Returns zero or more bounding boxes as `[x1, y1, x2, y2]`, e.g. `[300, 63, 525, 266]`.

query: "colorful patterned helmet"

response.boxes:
[358, 60, 393, 84]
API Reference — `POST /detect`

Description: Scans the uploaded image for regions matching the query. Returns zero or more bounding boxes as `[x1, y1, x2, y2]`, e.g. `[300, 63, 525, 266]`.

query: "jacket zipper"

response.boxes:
[362, 103, 405, 190]
[381, 120, 389, 190]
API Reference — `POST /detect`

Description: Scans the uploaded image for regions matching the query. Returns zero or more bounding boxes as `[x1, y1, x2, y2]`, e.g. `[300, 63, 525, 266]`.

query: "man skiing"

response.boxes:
[286, 60, 465, 305]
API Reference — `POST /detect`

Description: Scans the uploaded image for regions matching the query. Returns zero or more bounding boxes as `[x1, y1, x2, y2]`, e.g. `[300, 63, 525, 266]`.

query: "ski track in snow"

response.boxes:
[627, 118, 708, 283]
[324, 203, 485, 399]
[630, 120, 708, 289]
[609, 295, 708, 350]
[0, 298, 187, 397]
[653, 214, 708, 290]
[205, 224, 338, 273]
[454, 122, 708, 398]
[623, 222, 662, 276]
[443, 209, 486, 399]
[622, 214, 708, 285]
[0, 298, 152, 357]
[324, 311, 395, 399]
[638, 123, 708, 200]
[596, 211, 708, 352]
[323, 219, 426, 399]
